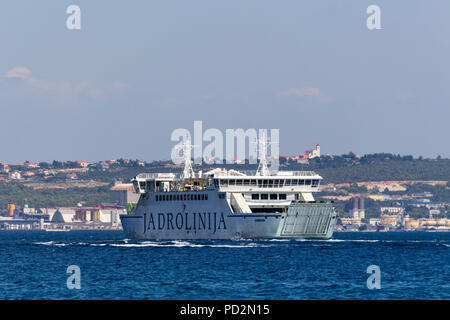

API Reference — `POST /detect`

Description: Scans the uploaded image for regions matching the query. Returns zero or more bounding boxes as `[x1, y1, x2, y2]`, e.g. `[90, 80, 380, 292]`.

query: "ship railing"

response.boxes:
[209, 170, 319, 177]
[135, 172, 179, 180]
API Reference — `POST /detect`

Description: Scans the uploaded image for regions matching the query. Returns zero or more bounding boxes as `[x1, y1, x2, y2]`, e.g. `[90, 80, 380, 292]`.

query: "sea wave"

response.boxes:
[295, 239, 380, 243]
[33, 240, 270, 248]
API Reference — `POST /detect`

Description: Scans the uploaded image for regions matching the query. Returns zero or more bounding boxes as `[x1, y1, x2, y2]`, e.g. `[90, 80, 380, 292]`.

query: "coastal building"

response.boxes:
[404, 216, 420, 230]
[67, 173, 77, 180]
[1, 163, 10, 173]
[419, 218, 450, 230]
[344, 196, 365, 219]
[404, 200, 442, 209]
[304, 144, 321, 159]
[51, 207, 125, 224]
[110, 180, 140, 206]
[8, 171, 21, 180]
[380, 207, 405, 215]
[76, 160, 89, 168]
[340, 217, 364, 225]
[369, 218, 381, 226]
[380, 214, 399, 227]
[23, 171, 35, 177]
[24, 162, 40, 169]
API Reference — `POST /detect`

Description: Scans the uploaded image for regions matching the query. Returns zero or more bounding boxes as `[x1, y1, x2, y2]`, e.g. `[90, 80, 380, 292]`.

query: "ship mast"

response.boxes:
[256, 130, 270, 176]
[181, 136, 195, 179]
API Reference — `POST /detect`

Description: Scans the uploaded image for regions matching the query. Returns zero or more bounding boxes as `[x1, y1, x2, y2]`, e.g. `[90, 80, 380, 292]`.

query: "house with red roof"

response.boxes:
[25, 162, 40, 169]
[76, 160, 89, 168]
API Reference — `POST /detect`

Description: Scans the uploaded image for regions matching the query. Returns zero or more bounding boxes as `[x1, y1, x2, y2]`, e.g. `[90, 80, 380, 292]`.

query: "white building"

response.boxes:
[380, 207, 405, 215]
[8, 171, 22, 180]
[51, 209, 76, 223]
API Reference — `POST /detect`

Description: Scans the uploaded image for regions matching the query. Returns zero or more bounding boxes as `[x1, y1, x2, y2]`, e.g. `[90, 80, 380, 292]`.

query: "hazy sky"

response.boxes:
[0, 0, 449, 163]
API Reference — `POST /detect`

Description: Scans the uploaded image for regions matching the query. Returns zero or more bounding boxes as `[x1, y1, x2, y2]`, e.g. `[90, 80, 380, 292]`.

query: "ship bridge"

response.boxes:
[208, 170, 322, 192]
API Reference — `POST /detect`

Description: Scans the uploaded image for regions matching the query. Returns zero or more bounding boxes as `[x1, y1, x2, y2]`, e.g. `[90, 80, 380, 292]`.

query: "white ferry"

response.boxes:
[120, 141, 337, 240]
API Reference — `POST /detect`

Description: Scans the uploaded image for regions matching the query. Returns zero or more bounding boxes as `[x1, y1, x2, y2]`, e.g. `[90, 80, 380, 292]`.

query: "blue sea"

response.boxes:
[0, 231, 449, 300]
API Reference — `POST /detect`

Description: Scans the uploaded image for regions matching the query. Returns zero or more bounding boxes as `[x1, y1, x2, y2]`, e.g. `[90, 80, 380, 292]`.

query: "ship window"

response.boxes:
[274, 180, 279, 187]
[201, 194, 205, 200]
[299, 180, 305, 185]
[243, 179, 249, 186]
[312, 179, 319, 187]
[195, 194, 199, 200]
[270, 194, 277, 200]
[305, 179, 311, 185]
[139, 181, 146, 190]
[252, 194, 259, 200]
[177, 195, 180, 201]
[262, 180, 268, 188]
[261, 194, 268, 200]
[268, 180, 273, 187]
[229, 180, 235, 185]
[220, 179, 228, 187]
[258, 180, 263, 186]
[155, 195, 158, 201]
[279, 194, 287, 200]
[236, 179, 242, 185]
[295, 194, 300, 200]
[205, 194, 208, 200]
[251, 180, 257, 186]
[218, 193, 225, 199]
[285, 179, 291, 186]
[183, 194, 187, 201]
[292, 180, 298, 185]
[170, 195, 173, 201]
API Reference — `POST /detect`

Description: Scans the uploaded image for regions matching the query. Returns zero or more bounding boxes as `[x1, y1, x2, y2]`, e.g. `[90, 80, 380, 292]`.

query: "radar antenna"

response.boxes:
[174, 135, 196, 179]
[253, 130, 278, 176]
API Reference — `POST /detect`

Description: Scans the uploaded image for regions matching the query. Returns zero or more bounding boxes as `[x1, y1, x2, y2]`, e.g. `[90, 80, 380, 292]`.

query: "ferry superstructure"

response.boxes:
[120, 141, 337, 240]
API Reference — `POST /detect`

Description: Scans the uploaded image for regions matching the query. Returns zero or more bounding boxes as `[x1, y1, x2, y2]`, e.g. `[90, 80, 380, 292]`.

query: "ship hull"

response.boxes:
[120, 201, 337, 240]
